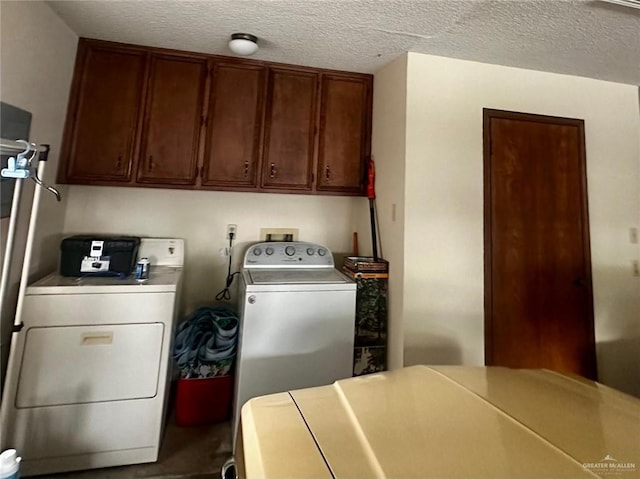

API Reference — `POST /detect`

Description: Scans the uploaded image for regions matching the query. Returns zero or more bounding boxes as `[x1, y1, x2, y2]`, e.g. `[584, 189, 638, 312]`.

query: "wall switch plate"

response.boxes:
[260, 228, 299, 241]
[227, 224, 237, 239]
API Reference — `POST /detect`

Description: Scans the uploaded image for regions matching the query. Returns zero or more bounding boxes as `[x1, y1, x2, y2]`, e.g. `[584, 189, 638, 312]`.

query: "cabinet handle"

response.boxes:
[148, 155, 154, 171]
[244, 161, 249, 177]
[325, 165, 331, 181]
[270, 163, 277, 178]
[115, 156, 122, 169]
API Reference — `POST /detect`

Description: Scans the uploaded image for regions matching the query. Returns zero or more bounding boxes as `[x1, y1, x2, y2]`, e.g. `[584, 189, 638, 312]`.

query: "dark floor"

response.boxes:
[37, 418, 232, 479]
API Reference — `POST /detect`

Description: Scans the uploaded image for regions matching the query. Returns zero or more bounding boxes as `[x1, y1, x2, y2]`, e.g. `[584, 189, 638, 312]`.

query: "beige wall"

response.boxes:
[402, 53, 640, 396]
[63, 186, 365, 317]
[368, 55, 408, 370]
[0, 2, 77, 377]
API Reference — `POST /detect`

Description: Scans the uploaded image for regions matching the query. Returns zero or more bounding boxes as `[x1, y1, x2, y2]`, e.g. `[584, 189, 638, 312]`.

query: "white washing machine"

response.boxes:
[232, 241, 356, 443]
[0, 238, 184, 476]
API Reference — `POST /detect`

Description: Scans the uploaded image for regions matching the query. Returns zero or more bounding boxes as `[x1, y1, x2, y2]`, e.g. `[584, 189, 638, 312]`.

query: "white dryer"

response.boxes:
[232, 241, 356, 443]
[0, 238, 184, 476]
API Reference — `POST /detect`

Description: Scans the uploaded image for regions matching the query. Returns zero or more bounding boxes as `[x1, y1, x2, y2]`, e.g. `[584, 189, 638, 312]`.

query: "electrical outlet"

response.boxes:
[226, 224, 237, 239]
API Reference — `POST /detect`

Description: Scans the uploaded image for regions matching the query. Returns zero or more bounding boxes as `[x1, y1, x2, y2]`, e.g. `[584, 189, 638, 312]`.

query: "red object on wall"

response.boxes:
[175, 375, 233, 427]
[367, 159, 376, 200]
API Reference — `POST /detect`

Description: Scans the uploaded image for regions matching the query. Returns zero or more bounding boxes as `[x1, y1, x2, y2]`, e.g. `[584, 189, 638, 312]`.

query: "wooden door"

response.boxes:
[261, 68, 318, 191]
[316, 74, 371, 195]
[60, 41, 146, 183]
[137, 54, 207, 185]
[484, 109, 596, 379]
[202, 62, 266, 189]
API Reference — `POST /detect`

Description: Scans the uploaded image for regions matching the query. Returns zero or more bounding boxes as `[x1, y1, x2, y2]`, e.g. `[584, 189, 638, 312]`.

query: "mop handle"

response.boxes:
[367, 159, 376, 199]
[367, 159, 378, 261]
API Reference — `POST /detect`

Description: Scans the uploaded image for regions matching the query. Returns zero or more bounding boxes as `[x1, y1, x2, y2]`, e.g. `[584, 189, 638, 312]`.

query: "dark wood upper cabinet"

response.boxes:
[316, 74, 372, 195]
[59, 41, 146, 183]
[58, 39, 373, 196]
[137, 54, 207, 185]
[261, 68, 318, 191]
[202, 62, 266, 188]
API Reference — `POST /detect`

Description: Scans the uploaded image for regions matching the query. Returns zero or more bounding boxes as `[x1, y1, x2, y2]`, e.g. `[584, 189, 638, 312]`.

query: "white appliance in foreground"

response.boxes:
[0, 238, 184, 476]
[233, 241, 356, 444]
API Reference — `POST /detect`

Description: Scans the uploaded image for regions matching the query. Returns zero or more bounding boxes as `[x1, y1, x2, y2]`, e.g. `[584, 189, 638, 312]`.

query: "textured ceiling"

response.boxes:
[48, 0, 640, 85]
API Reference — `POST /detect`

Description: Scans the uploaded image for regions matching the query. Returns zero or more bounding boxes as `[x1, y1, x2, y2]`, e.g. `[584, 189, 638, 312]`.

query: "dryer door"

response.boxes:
[16, 323, 164, 407]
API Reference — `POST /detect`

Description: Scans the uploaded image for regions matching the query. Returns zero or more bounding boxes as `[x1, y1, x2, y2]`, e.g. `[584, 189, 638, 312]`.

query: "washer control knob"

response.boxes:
[248, 295, 256, 304]
[253, 247, 262, 256]
[285, 245, 296, 256]
[265, 247, 274, 256]
[306, 248, 315, 256]
[317, 248, 327, 257]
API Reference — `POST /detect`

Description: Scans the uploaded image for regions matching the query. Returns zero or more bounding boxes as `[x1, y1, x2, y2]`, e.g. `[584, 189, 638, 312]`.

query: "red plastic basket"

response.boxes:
[175, 375, 233, 427]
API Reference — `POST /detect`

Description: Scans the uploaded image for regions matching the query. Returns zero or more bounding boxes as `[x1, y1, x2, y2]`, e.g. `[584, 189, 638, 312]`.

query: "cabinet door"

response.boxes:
[316, 74, 372, 195]
[202, 63, 266, 188]
[60, 42, 146, 183]
[261, 69, 318, 191]
[137, 54, 207, 185]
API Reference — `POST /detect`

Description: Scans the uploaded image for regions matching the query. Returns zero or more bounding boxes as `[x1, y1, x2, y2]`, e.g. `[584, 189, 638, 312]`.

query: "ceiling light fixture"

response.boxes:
[599, 0, 640, 9]
[228, 33, 259, 56]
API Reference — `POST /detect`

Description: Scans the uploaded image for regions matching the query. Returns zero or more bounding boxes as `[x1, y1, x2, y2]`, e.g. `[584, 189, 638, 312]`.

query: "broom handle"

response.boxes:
[367, 160, 378, 261]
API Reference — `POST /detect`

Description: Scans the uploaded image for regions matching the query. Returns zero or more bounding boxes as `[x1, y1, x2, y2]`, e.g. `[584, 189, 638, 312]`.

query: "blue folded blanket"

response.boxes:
[173, 306, 239, 378]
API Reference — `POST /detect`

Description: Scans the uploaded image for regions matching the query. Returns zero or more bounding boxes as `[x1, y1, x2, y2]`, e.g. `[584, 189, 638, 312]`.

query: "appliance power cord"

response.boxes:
[215, 233, 239, 301]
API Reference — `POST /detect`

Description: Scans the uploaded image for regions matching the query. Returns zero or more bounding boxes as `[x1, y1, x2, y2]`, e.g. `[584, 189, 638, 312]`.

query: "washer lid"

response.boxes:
[248, 269, 351, 285]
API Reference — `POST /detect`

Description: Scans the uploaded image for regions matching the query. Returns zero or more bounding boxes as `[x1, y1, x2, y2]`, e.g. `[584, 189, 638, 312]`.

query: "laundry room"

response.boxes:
[2, 1, 640, 479]
[1, 2, 380, 477]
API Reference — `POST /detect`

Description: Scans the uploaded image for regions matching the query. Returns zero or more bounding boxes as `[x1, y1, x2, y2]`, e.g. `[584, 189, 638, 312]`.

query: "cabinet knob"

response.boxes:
[244, 161, 249, 177]
[270, 163, 277, 178]
[325, 165, 331, 181]
[116, 156, 122, 169]
[148, 156, 154, 171]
